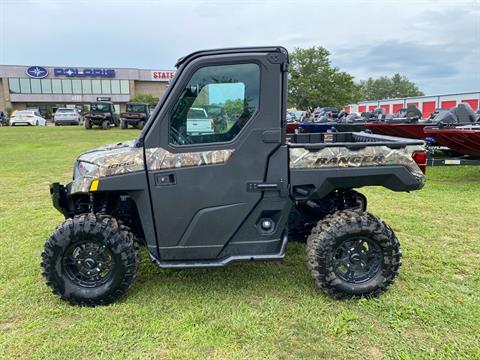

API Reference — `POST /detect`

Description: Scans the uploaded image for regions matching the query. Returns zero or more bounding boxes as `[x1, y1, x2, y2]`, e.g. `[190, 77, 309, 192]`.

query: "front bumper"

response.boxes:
[55, 120, 80, 125]
[50, 182, 73, 218]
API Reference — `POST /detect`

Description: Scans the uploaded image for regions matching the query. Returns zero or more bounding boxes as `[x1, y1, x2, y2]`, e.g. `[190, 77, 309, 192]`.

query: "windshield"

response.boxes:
[90, 103, 111, 112]
[56, 109, 74, 113]
[127, 104, 146, 113]
[187, 109, 207, 119]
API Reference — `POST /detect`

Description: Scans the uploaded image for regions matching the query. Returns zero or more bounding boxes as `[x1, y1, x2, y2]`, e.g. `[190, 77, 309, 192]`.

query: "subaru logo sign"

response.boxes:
[26, 66, 48, 79]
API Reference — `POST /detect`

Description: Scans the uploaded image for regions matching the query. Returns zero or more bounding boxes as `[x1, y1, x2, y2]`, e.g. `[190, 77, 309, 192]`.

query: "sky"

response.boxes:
[0, 0, 479, 95]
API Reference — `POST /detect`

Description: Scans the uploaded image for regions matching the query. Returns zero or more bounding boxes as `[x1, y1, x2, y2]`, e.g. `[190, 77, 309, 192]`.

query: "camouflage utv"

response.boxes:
[43, 47, 426, 306]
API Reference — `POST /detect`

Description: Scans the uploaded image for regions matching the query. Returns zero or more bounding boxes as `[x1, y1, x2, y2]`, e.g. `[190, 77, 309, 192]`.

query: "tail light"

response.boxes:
[412, 150, 427, 174]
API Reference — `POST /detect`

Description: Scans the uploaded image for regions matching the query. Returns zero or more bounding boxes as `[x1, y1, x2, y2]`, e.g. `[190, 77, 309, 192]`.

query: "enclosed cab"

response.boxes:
[84, 102, 119, 130]
[120, 102, 150, 129]
[43, 47, 426, 306]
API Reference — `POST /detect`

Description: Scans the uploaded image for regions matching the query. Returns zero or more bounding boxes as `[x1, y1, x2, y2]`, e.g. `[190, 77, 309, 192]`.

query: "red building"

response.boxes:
[349, 92, 480, 119]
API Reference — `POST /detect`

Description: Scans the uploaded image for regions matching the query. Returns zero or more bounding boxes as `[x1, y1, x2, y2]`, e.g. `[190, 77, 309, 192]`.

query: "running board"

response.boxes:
[149, 234, 288, 269]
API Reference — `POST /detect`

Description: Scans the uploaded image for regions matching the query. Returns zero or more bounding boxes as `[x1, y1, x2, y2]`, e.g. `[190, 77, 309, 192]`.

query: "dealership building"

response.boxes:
[0, 64, 175, 116]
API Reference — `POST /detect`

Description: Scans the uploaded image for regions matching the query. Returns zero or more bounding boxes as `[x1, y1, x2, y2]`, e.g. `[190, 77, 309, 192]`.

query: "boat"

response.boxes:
[424, 124, 480, 157]
[297, 122, 334, 133]
[331, 123, 366, 132]
[365, 122, 428, 139]
[365, 103, 478, 140]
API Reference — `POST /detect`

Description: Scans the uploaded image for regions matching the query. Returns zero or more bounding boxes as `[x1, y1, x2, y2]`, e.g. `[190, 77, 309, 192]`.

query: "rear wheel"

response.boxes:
[137, 120, 145, 130]
[306, 210, 401, 298]
[41, 214, 139, 306]
[101, 120, 110, 130]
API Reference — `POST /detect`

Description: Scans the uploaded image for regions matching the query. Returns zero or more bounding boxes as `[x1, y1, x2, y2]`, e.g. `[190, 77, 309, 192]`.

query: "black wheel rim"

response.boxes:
[63, 241, 115, 288]
[332, 237, 382, 284]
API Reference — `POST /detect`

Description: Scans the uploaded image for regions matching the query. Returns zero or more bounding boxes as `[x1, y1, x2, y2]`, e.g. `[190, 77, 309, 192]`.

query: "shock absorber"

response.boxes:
[90, 193, 108, 214]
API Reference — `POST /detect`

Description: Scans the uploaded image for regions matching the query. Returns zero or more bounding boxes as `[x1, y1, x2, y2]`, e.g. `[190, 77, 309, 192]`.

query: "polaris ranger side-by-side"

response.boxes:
[43, 47, 426, 306]
[120, 102, 150, 129]
[84, 102, 119, 130]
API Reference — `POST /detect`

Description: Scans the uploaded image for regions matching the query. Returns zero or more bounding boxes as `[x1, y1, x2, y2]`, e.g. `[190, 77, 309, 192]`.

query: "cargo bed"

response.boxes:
[288, 132, 426, 200]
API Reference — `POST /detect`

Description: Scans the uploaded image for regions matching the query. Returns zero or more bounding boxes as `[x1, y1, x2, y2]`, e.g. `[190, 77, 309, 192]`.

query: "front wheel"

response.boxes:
[120, 119, 128, 129]
[41, 214, 139, 306]
[306, 210, 401, 299]
[84, 118, 92, 129]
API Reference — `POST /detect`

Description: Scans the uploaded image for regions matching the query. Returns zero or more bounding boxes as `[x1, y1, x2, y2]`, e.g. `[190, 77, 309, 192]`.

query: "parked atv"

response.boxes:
[84, 102, 119, 130]
[42, 47, 426, 306]
[120, 102, 150, 129]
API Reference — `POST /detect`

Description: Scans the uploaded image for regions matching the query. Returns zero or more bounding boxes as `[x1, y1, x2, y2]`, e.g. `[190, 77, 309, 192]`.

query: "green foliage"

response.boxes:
[223, 98, 244, 118]
[5, 106, 13, 118]
[288, 46, 361, 110]
[129, 93, 159, 105]
[358, 74, 424, 101]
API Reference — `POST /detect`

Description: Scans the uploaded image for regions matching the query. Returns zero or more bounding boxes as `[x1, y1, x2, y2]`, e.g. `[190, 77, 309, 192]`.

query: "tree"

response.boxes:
[129, 93, 159, 105]
[358, 74, 423, 101]
[223, 98, 244, 118]
[288, 46, 360, 110]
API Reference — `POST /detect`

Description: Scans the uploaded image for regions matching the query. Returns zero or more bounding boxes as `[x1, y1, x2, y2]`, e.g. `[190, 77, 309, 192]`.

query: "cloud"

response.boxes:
[0, 0, 478, 94]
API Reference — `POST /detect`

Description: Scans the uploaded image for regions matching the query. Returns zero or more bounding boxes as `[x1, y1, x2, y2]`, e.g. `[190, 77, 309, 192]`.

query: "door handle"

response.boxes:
[155, 173, 176, 186]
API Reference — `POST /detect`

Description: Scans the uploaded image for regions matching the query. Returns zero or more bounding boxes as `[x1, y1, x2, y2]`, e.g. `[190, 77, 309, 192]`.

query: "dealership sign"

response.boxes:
[53, 68, 116, 78]
[26, 66, 49, 79]
[151, 71, 175, 81]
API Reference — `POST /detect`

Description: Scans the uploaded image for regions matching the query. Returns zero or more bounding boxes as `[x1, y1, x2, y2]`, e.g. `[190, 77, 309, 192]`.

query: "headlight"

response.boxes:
[74, 161, 99, 179]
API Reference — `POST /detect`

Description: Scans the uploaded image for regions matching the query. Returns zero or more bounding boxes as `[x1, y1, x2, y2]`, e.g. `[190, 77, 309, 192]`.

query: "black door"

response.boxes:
[143, 49, 289, 261]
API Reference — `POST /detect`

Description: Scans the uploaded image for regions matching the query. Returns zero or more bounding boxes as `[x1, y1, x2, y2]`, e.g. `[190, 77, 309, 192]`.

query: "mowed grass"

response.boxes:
[0, 126, 479, 359]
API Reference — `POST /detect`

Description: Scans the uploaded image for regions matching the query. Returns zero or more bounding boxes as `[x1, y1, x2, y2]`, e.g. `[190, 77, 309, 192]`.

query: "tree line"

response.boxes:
[288, 46, 423, 111]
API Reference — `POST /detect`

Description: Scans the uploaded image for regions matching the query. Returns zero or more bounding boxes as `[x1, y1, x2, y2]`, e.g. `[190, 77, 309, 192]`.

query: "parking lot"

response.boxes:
[0, 126, 478, 359]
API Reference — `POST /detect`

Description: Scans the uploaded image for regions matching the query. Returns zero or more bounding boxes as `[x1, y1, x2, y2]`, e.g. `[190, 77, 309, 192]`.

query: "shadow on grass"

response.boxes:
[124, 243, 327, 304]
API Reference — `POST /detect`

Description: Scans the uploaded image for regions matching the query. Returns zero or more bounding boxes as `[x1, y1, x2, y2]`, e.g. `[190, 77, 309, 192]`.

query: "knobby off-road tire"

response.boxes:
[120, 119, 128, 129]
[84, 118, 92, 129]
[41, 214, 139, 306]
[306, 210, 401, 299]
[137, 120, 145, 130]
[101, 120, 110, 130]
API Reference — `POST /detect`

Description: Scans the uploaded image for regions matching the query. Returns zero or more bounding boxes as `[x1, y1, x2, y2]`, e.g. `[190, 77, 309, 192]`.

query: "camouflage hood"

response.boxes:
[77, 140, 144, 177]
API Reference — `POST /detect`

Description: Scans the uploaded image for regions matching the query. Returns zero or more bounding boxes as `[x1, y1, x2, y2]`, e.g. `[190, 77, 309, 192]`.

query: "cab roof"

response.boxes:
[175, 46, 288, 67]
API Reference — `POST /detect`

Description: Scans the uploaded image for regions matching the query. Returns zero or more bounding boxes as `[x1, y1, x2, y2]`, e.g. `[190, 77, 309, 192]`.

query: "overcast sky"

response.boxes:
[1, 0, 478, 94]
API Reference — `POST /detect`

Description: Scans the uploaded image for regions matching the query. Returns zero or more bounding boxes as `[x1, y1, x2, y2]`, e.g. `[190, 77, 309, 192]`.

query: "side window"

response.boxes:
[169, 63, 260, 145]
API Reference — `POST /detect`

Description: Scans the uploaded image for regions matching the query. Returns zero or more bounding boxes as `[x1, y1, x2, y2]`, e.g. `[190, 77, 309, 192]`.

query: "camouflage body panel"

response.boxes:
[145, 148, 234, 171]
[289, 145, 425, 181]
[70, 140, 234, 194]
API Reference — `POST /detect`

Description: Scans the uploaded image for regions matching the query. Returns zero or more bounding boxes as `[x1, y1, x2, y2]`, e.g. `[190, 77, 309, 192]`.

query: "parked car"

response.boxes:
[186, 107, 215, 135]
[9, 110, 47, 126]
[54, 108, 82, 126]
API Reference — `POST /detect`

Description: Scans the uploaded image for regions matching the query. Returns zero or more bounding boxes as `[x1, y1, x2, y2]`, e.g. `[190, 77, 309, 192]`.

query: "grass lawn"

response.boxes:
[0, 126, 479, 359]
